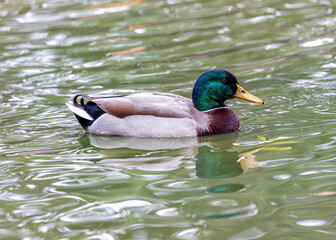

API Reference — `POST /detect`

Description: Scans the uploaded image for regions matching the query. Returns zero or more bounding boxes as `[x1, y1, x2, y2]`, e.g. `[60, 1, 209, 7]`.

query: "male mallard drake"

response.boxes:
[67, 70, 263, 137]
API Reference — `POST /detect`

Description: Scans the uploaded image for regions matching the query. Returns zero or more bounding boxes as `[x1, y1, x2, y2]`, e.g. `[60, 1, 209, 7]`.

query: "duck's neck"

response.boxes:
[192, 94, 225, 111]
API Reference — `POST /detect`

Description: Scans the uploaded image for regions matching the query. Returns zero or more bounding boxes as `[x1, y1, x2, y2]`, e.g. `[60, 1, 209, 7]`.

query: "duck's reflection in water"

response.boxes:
[80, 132, 265, 193]
[80, 135, 199, 171]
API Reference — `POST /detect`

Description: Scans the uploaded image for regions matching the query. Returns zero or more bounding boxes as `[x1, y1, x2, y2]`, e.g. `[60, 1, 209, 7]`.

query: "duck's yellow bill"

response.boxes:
[234, 84, 264, 104]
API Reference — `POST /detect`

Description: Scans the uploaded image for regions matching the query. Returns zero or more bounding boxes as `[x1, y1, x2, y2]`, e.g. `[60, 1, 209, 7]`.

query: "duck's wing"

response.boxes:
[88, 93, 195, 119]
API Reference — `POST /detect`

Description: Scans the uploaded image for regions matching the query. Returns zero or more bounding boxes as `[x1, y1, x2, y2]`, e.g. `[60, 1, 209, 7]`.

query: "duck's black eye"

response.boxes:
[221, 79, 227, 83]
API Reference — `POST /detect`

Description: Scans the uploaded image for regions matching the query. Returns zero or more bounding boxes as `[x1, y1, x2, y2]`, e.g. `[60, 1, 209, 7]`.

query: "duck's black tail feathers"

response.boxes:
[66, 95, 106, 130]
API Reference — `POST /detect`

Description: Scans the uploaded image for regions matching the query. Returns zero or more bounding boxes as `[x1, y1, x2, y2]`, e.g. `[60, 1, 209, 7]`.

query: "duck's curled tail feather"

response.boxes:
[66, 95, 106, 130]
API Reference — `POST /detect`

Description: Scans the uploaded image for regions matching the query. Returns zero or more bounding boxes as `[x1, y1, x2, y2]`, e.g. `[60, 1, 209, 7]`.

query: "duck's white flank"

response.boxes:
[88, 114, 198, 137]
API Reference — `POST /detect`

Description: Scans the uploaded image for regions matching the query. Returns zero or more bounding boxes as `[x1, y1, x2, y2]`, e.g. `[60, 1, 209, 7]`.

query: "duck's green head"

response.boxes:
[192, 69, 263, 111]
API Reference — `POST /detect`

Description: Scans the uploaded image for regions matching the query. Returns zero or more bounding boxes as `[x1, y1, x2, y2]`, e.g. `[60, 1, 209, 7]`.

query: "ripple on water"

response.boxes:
[205, 202, 258, 220]
[207, 183, 245, 194]
[58, 198, 162, 227]
[146, 179, 205, 197]
[296, 219, 332, 227]
[229, 227, 267, 240]
[177, 194, 260, 221]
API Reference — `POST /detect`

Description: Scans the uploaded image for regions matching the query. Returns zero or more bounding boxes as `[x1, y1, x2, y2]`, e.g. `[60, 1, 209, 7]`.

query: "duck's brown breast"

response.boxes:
[197, 107, 240, 136]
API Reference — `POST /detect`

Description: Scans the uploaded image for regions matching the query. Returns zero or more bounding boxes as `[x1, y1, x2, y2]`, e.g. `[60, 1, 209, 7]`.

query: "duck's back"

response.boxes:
[92, 93, 194, 119]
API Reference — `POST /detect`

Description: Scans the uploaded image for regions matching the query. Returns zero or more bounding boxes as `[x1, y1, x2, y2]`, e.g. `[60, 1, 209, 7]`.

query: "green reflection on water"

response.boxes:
[207, 183, 245, 194]
[196, 146, 243, 179]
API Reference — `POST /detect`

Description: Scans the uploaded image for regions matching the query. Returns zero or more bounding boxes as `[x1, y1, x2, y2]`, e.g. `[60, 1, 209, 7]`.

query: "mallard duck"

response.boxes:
[67, 69, 263, 137]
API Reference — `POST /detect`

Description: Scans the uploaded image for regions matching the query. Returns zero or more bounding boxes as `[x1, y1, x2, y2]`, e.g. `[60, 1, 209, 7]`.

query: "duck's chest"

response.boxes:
[197, 107, 240, 136]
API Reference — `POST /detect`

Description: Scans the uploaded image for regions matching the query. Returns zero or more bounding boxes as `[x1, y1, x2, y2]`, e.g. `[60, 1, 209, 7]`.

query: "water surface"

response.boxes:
[0, 0, 335, 239]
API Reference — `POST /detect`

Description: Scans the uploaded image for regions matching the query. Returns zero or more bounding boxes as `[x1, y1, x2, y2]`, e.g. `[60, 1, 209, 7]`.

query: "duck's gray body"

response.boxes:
[67, 93, 240, 137]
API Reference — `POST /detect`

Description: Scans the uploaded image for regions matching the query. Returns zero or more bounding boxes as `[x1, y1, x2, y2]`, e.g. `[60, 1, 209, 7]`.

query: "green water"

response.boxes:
[0, 0, 335, 239]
